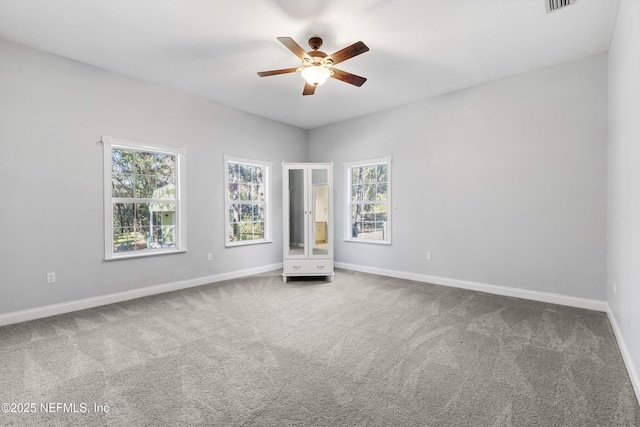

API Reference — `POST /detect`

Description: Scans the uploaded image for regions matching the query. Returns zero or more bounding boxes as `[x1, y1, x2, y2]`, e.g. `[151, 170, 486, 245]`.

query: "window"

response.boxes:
[224, 155, 271, 246]
[345, 157, 392, 244]
[103, 135, 187, 260]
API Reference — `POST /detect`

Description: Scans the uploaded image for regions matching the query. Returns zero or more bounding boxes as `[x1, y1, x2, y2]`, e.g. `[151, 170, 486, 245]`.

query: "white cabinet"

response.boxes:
[283, 163, 334, 282]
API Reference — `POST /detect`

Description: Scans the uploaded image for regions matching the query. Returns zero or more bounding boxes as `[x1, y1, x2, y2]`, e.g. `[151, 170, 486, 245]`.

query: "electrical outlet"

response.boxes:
[46, 272, 56, 283]
[207, 253, 213, 261]
[426, 252, 432, 260]
[613, 281, 617, 295]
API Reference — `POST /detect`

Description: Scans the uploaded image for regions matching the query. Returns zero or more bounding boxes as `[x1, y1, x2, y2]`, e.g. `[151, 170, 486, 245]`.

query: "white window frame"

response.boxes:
[103, 135, 187, 260]
[344, 156, 392, 245]
[224, 155, 272, 247]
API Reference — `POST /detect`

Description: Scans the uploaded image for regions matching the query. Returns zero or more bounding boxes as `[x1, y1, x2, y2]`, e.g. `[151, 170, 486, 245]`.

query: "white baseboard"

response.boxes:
[2, 261, 607, 322]
[606, 307, 640, 406]
[335, 262, 608, 312]
[0, 263, 282, 327]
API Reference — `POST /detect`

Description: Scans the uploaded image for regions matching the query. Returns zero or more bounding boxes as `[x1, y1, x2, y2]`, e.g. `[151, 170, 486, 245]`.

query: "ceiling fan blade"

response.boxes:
[277, 37, 311, 60]
[330, 68, 367, 87]
[303, 83, 316, 96]
[327, 41, 369, 65]
[257, 67, 299, 77]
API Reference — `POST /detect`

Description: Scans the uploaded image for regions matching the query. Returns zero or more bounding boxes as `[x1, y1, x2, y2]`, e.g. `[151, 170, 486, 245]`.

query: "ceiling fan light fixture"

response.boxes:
[301, 66, 332, 87]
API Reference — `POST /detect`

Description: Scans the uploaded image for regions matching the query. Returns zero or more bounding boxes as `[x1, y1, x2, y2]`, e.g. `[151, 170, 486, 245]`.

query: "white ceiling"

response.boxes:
[0, 0, 619, 129]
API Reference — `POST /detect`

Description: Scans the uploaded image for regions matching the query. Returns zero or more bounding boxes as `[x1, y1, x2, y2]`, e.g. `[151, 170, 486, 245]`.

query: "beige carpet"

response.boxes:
[1, 269, 639, 426]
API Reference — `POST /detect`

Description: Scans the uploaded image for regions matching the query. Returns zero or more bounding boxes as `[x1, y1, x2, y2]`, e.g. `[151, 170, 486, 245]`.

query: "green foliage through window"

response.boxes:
[110, 146, 177, 254]
[226, 158, 269, 244]
[346, 158, 391, 243]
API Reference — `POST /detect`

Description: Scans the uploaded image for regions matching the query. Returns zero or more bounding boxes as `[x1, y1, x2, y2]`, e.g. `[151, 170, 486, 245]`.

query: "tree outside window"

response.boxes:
[225, 155, 271, 246]
[103, 136, 187, 259]
[345, 157, 392, 244]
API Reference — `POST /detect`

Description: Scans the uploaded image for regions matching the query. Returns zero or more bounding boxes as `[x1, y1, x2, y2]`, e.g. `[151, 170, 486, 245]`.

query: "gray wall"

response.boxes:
[308, 54, 607, 301]
[0, 39, 610, 313]
[608, 0, 640, 397]
[0, 39, 306, 314]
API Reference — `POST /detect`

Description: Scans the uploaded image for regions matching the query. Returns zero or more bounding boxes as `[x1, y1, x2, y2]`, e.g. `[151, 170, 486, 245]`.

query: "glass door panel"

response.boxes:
[287, 168, 306, 257]
[311, 168, 329, 256]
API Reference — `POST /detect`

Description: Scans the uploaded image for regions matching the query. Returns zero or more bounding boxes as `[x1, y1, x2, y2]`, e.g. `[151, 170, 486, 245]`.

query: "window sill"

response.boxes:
[225, 239, 273, 248]
[105, 248, 187, 261]
[344, 238, 391, 245]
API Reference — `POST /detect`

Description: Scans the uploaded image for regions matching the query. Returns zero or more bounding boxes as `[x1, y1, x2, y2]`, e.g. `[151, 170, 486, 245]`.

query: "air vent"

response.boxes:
[545, 0, 575, 13]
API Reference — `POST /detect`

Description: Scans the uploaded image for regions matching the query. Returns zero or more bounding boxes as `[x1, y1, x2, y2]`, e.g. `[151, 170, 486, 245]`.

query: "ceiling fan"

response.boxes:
[257, 36, 369, 96]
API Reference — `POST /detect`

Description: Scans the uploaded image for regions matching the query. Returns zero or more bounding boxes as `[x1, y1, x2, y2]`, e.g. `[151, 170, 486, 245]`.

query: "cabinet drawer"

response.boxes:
[284, 259, 333, 275]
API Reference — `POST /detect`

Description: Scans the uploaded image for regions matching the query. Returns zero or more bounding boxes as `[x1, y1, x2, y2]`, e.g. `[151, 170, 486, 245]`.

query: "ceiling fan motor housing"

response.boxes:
[308, 37, 323, 50]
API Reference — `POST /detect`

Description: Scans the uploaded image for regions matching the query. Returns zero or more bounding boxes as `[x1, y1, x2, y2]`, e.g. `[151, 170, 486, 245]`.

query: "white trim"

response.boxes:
[103, 137, 113, 258]
[0, 263, 283, 327]
[225, 154, 271, 168]
[101, 135, 184, 155]
[335, 262, 608, 312]
[226, 239, 273, 248]
[607, 307, 640, 405]
[283, 161, 335, 166]
[344, 156, 392, 244]
[343, 156, 390, 168]
[343, 238, 391, 246]
[224, 154, 272, 247]
[103, 135, 187, 260]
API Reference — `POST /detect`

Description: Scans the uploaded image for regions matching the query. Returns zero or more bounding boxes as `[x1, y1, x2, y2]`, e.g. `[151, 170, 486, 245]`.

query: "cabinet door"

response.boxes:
[310, 166, 332, 259]
[284, 166, 308, 258]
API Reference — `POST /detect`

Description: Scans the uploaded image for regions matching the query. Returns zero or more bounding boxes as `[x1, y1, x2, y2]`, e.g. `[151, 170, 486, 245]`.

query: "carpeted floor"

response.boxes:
[1, 269, 639, 426]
